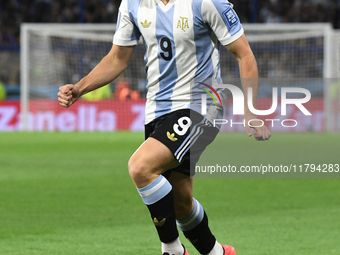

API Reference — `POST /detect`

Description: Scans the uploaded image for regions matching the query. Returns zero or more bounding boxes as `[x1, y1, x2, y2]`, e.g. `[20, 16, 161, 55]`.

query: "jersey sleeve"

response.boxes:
[202, 0, 244, 46]
[113, 0, 141, 46]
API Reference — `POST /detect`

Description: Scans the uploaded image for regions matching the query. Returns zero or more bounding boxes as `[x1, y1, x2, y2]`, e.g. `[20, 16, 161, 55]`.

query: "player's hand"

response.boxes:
[58, 84, 80, 108]
[244, 113, 271, 141]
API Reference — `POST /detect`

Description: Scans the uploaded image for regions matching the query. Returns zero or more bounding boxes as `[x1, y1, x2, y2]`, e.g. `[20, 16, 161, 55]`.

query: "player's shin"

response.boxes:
[177, 198, 217, 254]
[137, 175, 181, 251]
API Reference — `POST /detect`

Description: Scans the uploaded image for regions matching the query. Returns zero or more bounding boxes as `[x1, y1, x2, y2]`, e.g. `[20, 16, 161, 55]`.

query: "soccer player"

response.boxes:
[58, 0, 271, 254]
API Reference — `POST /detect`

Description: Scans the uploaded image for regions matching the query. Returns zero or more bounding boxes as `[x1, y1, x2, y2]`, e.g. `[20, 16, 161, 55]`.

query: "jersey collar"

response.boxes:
[157, 0, 176, 12]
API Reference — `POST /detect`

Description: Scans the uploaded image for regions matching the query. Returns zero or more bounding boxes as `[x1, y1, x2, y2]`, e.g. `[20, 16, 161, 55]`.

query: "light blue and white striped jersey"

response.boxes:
[113, 0, 244, 124]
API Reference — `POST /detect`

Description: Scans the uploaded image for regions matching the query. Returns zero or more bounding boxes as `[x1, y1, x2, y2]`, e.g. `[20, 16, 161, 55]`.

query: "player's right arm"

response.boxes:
[58, 44, 134, 108]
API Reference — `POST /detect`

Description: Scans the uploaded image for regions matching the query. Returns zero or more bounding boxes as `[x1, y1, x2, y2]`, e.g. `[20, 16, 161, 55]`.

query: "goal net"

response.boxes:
[20, 23, 339, 132]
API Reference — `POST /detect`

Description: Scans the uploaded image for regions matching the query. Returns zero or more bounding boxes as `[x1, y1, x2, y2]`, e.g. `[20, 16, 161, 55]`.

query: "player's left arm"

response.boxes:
[225, 35, 271, 140]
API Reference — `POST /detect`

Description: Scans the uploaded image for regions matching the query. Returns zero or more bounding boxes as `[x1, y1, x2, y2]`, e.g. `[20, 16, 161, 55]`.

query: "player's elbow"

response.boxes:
[236, 50, 256, 65]
[238, 53, 258, 78]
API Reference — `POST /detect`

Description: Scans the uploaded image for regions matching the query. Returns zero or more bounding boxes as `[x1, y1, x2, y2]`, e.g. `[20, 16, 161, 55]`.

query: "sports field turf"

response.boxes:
[0, 132, 339, 255]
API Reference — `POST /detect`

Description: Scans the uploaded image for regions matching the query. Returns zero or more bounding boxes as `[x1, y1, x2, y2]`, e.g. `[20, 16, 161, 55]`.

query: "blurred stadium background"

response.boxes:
[1, 1, 340, 255]
[0, 0, 340, 132]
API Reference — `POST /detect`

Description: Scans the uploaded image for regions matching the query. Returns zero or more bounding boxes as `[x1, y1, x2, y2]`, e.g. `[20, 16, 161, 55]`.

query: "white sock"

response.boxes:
[162, 237, 184, 255]
[207, 241, 223, 255]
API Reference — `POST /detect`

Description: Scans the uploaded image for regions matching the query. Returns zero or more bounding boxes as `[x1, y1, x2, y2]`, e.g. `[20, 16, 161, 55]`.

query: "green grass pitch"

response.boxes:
[0, 132, 339, 255]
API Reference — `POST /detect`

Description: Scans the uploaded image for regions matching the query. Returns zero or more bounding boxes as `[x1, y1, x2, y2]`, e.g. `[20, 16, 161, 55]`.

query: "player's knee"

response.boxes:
[128, 156, 141, 180]
[128, 155, 150, 183]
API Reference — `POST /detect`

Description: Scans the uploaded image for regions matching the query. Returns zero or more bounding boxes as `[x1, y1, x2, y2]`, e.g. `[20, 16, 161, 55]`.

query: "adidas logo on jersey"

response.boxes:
[141, 19, 152, 28]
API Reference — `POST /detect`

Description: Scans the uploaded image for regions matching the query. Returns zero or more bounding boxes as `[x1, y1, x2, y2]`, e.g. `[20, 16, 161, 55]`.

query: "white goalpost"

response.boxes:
[20, 24, 118, 131]
[20, 23, 339, 132]
[328, 30, 340, 132]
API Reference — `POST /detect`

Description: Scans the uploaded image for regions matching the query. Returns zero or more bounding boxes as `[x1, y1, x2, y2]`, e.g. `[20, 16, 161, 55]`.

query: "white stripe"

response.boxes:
[178, 128, 204, 162]
[175, 124, 202, 160]
[139, 2, 158, 124]
[210, 35, 220, 79]
[139, 177, 167, 198]
[175, 118, 205, 155]
[170, 0, 197, 114]
[176, 120, 207, 161]
[113, 0, 137, 45]
[177, 203, 201, 227]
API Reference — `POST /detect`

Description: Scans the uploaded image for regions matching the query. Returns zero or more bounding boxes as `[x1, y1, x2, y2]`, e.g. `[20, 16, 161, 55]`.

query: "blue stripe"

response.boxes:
[143, 40, 149, 84]
[177, 198, 204, 231]
[154, 5, 178, 119]
[116, 10, 122, 30]
[127, 0, 142, 41]
[210, 0, 242, 36]
[137, 175, 172, 205]
[192, 1, 215, 80]
[215, 43, 222, 80]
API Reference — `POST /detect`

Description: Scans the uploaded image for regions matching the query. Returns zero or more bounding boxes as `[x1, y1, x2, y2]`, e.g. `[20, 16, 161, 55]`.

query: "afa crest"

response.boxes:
[177, 17, 189, 32]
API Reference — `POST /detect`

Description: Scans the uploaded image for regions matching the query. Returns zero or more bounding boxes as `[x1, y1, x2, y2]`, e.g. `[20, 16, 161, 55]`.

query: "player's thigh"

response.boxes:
[168, 171, 194, 220]
[128, 137, 181, 180]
